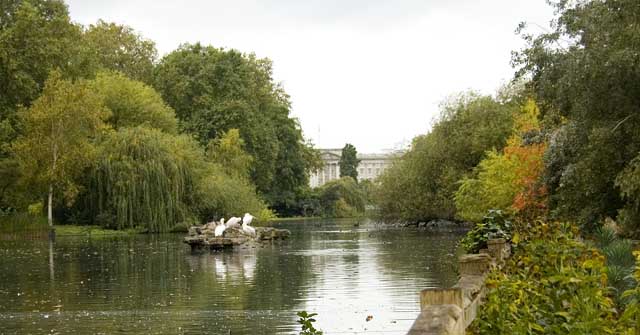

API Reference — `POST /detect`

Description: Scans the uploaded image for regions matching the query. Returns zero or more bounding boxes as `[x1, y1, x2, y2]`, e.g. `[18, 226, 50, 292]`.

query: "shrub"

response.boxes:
[316, 177, 365, 218]
[27, 202, 43, 216]
[460, 210, 512, 253]
[470, 223, 623, 334]
[620, 252, 640, 331]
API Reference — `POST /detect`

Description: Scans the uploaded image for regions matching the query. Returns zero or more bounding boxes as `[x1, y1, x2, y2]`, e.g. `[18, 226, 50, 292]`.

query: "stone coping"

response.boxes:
[407, 239, 511, 335]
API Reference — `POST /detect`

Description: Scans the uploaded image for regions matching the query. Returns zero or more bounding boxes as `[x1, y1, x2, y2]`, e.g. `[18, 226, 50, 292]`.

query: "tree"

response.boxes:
[339, 143, 360, 180]
[0, 0, 86, 211]
[206, 128, 253, 180]
[375, 92, 516, 222]
[90, 71, 177, 133]
[154, 43, 319, 212]
[0, 0, 84, 135]
[82, 20, 157, 84]
[87, 127, 201, 232]
[455, 99, 547, 222]
[12, 71, 109, 226]
[515, 0, 640, 234]
[317, 177, 366, 218]
[86, 126, 269, 232]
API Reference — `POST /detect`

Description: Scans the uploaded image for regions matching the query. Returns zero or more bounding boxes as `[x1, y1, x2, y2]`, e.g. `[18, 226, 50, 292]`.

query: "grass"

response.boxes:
[268, 216, 323, 222]
[54, 225, 144, 236]
[0, 213, 49, 233]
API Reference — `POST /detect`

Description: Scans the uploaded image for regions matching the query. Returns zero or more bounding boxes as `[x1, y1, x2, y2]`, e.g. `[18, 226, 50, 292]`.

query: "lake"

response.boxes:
[0, 219, 465, 334]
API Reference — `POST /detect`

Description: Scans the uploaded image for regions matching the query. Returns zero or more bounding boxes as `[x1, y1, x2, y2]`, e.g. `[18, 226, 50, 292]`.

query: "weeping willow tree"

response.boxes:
[88, 127, 202, 232]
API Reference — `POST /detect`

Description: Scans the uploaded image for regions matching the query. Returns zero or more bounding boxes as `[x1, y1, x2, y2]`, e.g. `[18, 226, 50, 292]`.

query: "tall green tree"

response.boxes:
[375, 92, 516, 222]
[515, 0, 640, 234]
[206, 128, 253, 180]
[81, 20, 157, 84]
[12, 71, 108, 226]
[153, 43, 318, 212]
[0, 0, 86, 210]
[0, 0, 84, 119]
[339, 143, 360, 180]
[90, 71, 177, 133]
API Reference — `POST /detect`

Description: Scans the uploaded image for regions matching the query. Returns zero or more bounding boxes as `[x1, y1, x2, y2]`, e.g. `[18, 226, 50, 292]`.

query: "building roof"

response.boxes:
[318, 148, 401, 161]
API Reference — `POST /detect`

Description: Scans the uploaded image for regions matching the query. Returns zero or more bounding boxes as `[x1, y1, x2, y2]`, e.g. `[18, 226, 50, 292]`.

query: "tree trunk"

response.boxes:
[48, 183, 53, 227]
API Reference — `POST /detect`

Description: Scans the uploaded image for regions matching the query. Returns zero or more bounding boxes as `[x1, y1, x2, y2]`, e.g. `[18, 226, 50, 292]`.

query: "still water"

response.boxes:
[0, 219, 465, 334]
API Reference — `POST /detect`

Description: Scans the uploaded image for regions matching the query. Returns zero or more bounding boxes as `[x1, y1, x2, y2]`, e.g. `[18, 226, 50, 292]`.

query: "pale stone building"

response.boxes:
[309, 148, 398, 188]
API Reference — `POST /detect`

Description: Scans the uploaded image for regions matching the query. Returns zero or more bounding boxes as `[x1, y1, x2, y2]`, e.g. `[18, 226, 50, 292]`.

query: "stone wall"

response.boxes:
[407, 238, 510, 335]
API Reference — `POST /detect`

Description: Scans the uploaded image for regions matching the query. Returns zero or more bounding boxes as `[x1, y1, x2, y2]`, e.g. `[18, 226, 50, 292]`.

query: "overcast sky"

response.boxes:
[66, 0, 554, 152]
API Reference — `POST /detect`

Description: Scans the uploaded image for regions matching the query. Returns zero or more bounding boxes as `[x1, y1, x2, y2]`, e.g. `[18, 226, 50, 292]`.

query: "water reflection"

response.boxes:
[0, 219, 465, 334]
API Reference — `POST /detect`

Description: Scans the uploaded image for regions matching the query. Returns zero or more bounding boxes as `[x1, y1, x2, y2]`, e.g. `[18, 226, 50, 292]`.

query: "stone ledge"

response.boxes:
[407, 238, 510, 335]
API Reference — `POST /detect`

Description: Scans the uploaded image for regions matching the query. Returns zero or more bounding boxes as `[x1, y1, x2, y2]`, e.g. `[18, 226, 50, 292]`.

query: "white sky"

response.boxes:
[66, 0, 554, 152]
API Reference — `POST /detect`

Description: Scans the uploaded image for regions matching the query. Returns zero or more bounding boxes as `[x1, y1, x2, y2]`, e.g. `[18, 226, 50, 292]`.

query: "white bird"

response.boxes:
[242, 213, 255, 236]
[225, 217, 241, 229]
[215, 218, 226, 237]
[242, 213, 254, 226]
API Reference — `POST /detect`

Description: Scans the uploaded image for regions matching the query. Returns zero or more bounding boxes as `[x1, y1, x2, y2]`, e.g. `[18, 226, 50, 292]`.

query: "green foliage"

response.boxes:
[12, 71, 109, 225]
[616, 154, 640, 237]
[316, 177, 366, 218]
[86, 127, 270, 232]
[90, 71, 177, 133]
[297, 311, 323, 335]
[515, 0, 640, 234]
[0, 212, 48, 234]
[27, 202, 42, 216]
[153, 43, 319, 212]
[0, 157, 20, 209]
[87, 127, 200, 232]
[599, 236, 637, 308]
[455, 151, 519, 222]
[471, 223, 623, 334]
[339, 143, 360, 180]
[82, 20, 157, 84]
[0, 0, 84, 119]
[620, 252, 640, 332]
[205, 128, 253, 180]
[376, 92, 515, 222]
[196, 169, 272, 223]
[455, 99, 547, 222]
[594, 226, 618, 250]
[460, 210, 512, 254]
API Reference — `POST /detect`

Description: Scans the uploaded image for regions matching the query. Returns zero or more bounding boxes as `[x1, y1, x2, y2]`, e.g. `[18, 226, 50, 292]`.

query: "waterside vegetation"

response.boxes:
[372, 0, 640, 332]
[0, 0, 324, 232]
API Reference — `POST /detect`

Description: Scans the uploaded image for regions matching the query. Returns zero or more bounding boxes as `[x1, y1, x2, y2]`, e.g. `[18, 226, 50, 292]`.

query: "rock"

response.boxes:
[184, 225, 291, 251]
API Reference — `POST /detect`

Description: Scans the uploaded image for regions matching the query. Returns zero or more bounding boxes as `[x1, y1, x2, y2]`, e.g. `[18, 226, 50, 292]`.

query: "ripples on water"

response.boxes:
[0, 219, 465, 334]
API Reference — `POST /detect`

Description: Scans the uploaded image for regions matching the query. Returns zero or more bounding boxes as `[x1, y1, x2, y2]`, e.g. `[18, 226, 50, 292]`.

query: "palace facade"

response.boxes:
[309, 149, 399, 188]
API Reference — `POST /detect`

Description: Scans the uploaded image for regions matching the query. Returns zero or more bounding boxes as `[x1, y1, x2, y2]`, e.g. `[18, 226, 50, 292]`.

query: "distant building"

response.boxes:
[309, 148, 399, 188]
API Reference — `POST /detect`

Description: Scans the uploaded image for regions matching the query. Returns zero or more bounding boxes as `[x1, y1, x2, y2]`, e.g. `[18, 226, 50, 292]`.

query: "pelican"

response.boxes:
[205, 219, 217, 230]
[242, 213, 256, 236]
[215, 218, 227, 237]
[225, 217, 241, 229]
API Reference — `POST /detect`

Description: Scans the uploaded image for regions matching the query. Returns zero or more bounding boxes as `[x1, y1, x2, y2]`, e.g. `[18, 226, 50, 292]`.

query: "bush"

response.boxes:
[316, 177, 366, 218]
[27, 202, 43, 216]
[620, 252, 640, 331]
[197, 170, 270, 223]
[460, 210, 512, 253]
[470, 222, 623, 334]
